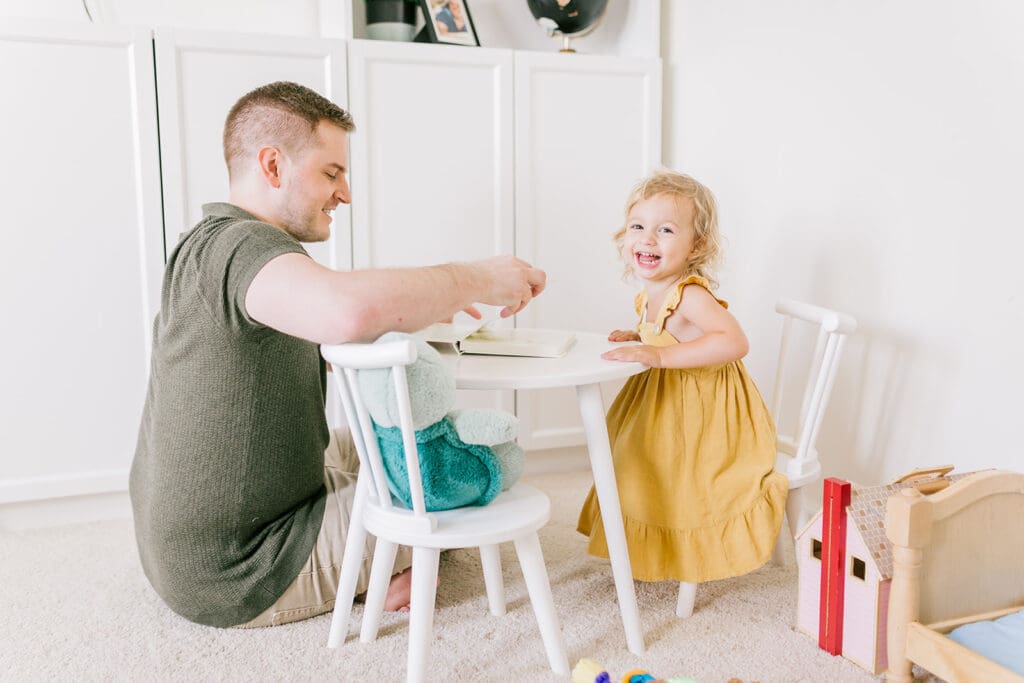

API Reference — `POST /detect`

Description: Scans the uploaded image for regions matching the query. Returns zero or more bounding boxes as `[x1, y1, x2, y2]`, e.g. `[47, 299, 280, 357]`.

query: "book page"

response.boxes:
[418, 321, 479, 345]
[460, 327, 576, 358]
[416, 310, 500, 347]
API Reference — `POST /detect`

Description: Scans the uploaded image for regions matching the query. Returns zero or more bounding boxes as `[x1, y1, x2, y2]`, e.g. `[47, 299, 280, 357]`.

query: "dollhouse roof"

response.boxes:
[798, 471, 977, 580]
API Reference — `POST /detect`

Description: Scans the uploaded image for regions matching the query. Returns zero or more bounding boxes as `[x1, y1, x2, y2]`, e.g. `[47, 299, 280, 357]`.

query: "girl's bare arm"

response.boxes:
[601, 285, 748, 368]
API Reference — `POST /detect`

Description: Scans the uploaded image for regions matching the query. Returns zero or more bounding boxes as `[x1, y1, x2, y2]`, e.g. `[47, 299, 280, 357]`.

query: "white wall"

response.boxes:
[662, 1, 1024, 488]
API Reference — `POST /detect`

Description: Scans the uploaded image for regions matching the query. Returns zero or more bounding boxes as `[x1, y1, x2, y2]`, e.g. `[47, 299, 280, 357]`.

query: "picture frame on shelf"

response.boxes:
[416, 0, 480, 46]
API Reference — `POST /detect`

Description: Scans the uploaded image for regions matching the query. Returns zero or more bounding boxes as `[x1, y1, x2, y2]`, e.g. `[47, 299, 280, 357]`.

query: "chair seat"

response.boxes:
[363, 482, 552, 548]
[775, 450, 822, 489]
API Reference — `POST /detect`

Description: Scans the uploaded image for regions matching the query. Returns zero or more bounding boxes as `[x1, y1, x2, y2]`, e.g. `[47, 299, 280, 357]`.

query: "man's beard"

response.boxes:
[279, 202, 328, 243]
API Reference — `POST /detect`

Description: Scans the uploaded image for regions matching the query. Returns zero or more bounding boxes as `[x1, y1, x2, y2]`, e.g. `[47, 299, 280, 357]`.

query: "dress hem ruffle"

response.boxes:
[577, 472, 788, 583]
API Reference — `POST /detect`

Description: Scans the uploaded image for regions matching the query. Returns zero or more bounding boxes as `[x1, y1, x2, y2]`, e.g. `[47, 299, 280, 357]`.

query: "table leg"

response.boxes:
[576, 382, 645, 655]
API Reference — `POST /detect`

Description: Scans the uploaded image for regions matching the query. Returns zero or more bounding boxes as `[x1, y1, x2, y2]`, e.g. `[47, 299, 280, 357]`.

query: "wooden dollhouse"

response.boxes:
[794, 467, 970, 674]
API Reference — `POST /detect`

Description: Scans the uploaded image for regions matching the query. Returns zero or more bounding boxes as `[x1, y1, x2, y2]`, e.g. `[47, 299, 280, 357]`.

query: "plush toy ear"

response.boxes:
[357, 332, 455, 429]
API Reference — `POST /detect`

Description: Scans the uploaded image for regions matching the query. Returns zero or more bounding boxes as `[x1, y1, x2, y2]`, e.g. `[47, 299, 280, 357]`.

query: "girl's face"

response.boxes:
[622, 193, 697, 285]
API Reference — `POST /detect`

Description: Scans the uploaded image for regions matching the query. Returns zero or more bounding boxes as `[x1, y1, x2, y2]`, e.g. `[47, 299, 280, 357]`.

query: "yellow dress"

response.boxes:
[577, 276, 788, 583]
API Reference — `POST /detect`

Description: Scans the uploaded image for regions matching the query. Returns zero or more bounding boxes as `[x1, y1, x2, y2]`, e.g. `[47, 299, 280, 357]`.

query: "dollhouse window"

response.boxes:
[812, 538, 822, 560]
[851, 556, 866, 580]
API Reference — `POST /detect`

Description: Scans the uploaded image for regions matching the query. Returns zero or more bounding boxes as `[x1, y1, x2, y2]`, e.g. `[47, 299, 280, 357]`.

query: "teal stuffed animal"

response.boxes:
[357, 332, 524, 511]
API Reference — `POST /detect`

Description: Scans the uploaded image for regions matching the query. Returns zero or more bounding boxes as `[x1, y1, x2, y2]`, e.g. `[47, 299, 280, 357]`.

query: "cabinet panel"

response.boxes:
[348, 40, 515, 412]
[515, 52, 662, 449]
[155, 29, 351, 270]
[0, 22, 163, 501]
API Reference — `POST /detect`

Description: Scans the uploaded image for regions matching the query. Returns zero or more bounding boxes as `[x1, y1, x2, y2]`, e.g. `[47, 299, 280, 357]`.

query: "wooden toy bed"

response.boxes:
[885, 469, 1024, 682]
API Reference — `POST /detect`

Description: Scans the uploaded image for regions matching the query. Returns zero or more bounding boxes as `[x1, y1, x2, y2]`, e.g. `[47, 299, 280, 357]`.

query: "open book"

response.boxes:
[418, 318, 576, 358]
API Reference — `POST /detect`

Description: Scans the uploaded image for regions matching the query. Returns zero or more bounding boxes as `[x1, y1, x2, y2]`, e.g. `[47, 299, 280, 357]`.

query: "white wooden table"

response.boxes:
[438, 332, 647, 654]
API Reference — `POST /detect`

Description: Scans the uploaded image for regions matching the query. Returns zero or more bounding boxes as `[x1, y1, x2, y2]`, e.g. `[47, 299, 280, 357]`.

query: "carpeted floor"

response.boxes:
[0, 469, 886, 682]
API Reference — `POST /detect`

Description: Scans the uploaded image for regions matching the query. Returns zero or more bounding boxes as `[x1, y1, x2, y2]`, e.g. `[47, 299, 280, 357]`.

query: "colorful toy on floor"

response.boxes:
[571, 658, 698, 683]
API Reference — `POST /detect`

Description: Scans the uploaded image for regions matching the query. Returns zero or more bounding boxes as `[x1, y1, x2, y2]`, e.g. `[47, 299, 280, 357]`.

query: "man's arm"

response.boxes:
[244, 253, 545, 344]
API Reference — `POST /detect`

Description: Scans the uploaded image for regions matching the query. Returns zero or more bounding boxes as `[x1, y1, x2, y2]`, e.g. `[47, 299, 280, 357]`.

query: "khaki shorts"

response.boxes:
[236, 427, 413, 628]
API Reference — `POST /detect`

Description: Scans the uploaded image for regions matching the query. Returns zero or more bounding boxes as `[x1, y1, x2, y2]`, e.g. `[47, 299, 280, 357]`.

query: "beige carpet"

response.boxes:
[0, 469, 885, 682]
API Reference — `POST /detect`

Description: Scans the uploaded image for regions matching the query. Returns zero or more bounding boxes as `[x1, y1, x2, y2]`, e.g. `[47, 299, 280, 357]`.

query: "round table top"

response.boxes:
[438, 331, 647, 390]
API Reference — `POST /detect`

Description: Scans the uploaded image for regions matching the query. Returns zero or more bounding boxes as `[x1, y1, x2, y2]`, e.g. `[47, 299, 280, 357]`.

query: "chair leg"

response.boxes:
[676, 582, 697, 618]
[773, 487, 805, 566]
[327, 479, 369, 648]
[513, 533, 569, 676]
[407, 546, 440, 683]
[480, 544, 506, 616]
[359, 539, 399, 643]
[786, 486, 805, 540]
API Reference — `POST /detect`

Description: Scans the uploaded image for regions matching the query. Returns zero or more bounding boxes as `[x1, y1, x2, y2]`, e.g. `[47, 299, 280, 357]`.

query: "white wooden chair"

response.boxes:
[321, 338, 569, 682]
[676, 298, 857, 618]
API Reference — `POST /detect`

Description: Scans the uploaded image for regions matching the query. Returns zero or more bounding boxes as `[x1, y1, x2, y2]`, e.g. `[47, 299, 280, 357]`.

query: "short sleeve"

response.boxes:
[195, 221, 309, 333]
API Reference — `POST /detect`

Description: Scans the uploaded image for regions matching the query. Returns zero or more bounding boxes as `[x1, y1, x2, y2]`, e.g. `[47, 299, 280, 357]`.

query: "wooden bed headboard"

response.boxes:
[885, 470, 1024, 682]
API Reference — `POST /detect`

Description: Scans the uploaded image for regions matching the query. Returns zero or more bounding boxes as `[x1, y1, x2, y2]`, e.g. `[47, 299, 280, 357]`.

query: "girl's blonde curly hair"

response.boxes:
[613, 169, 722, 288]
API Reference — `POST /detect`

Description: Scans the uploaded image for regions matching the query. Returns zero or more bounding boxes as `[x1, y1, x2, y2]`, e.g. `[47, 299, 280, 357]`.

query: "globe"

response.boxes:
[526, 0, 609, 51]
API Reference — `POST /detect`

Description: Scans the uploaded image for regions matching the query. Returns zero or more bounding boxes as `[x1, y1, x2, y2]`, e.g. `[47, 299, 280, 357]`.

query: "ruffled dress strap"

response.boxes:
[633, 290, 647, 320]
[650, 275, 728, 333]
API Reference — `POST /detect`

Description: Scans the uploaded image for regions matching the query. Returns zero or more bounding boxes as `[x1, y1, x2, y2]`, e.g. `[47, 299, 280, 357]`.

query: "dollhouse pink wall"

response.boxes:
[796, 517, 823, 639]
[841, 523, 886, 672]
[795, 515, 889, 674]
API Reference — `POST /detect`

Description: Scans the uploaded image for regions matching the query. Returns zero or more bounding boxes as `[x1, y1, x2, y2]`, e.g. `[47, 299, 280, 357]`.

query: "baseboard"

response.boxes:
[0, 469, 129, 504]
[0, 490, 131, 531]
[523, 445, 590, 476]
[0, 448, 590, 530]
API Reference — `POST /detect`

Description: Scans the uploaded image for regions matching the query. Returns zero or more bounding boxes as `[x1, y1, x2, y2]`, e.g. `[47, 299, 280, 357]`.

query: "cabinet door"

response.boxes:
[514, 52, 662, 449]
[154, 28, 351, 270]
[0, 22, 163, 503]
[348, 39, 515, 413]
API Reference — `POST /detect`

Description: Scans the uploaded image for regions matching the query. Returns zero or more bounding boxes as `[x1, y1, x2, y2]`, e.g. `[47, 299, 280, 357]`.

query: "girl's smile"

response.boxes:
[634, 250, 662, 269]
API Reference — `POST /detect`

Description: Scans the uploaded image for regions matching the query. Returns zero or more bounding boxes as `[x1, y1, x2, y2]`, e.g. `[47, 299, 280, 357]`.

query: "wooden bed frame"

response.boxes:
[885, 470, 1024, 682]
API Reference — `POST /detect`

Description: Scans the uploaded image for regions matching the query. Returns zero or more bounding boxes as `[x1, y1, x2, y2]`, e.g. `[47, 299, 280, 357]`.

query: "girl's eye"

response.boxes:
[659, 226, 674, 235]
[628, 223, 643, 231]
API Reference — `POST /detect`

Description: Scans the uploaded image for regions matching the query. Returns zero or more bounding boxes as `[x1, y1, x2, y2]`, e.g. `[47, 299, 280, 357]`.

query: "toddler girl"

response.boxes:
[577, 170, 787, 583]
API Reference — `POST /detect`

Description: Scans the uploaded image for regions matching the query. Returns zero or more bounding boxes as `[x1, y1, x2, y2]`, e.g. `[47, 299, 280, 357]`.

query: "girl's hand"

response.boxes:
[608, 329, 641, 342]
[601, 344, 661, 367]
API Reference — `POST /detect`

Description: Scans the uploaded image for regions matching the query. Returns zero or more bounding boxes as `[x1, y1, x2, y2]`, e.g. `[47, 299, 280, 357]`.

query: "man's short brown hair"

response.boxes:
[223, 81, 355, 179]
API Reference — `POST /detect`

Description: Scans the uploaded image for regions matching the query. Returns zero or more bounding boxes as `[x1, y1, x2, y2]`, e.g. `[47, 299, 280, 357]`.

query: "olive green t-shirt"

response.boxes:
[130, 203, 329, 627]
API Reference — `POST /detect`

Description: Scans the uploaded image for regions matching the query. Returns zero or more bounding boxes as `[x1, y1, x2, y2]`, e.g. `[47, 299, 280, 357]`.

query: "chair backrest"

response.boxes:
[321, 339, 437, 535]
[770, 299, 857, 476]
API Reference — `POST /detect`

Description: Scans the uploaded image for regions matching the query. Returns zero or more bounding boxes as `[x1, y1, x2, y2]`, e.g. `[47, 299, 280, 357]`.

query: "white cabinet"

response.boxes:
[346, 42, 662, 438]
[0, 22, 163, 504]
[154, 28, 351, 270]
[0, 22, 660, 509]
[514, 52, 662, 449]
[347, 39, 516, 413]
[348, 40, 514, 272]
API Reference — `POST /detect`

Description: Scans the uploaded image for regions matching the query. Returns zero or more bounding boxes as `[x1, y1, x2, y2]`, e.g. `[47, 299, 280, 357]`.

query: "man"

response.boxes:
[129, 81, 545, 628]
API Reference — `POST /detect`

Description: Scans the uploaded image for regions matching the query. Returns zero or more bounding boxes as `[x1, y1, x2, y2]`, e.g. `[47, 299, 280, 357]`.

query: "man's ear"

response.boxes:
[256, 146, 284, 189]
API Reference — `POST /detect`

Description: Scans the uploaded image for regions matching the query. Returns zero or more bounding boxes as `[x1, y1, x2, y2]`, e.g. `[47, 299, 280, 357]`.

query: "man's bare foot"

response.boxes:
[383, 567, 413, 611]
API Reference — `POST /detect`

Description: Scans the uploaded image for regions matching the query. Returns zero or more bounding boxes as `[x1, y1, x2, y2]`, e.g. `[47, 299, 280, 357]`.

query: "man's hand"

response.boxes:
[470, 255, 546, 318]
[608, 329, 641, 342]
[601, 344, 661, 367]
[439, 305, 482, 324]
